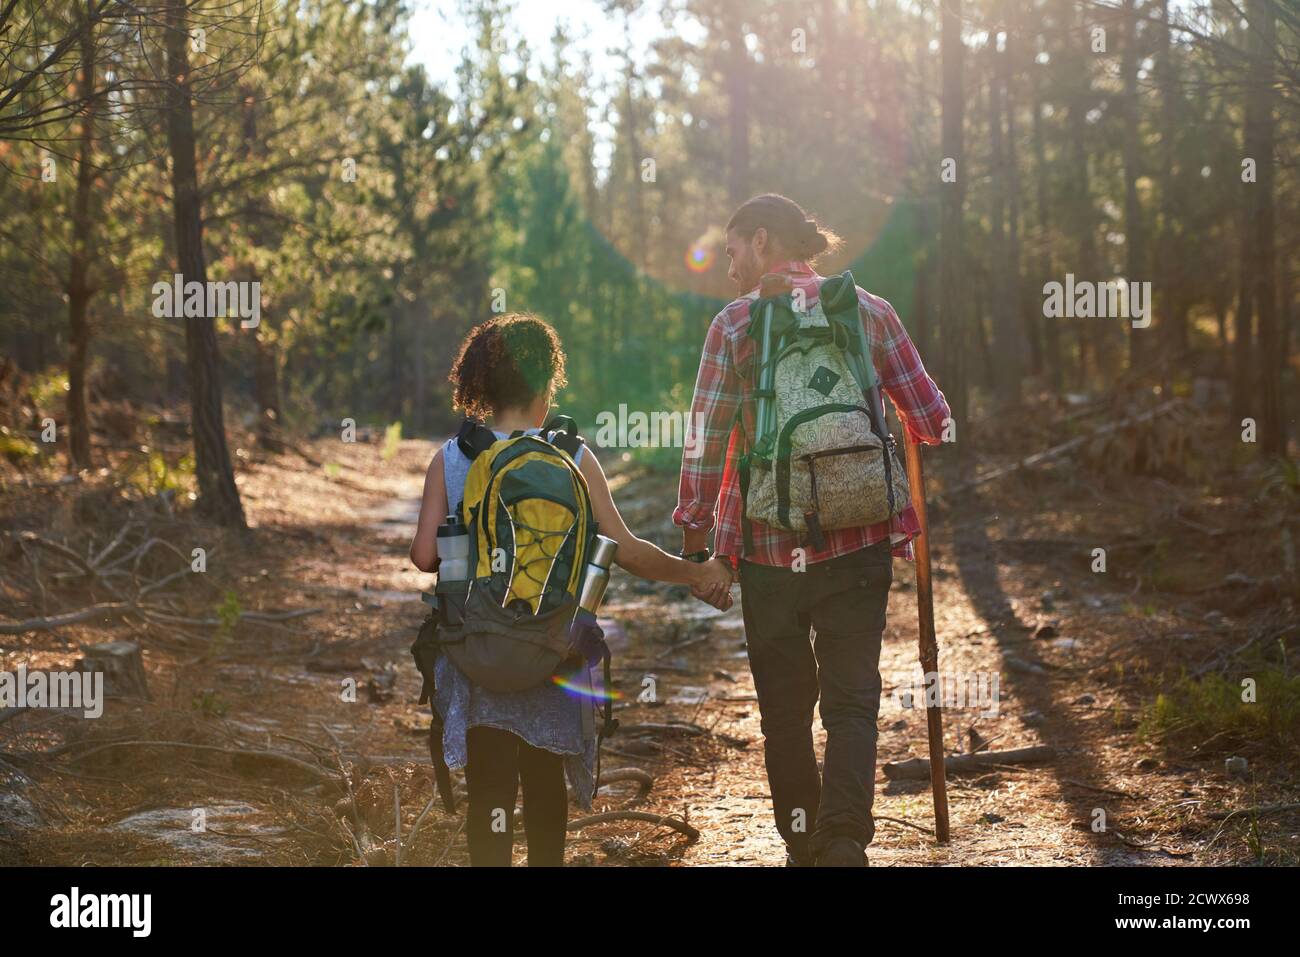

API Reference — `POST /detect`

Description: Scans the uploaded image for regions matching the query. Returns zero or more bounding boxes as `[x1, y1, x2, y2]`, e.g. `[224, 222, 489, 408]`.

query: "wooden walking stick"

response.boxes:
[902, 429, 951, 844]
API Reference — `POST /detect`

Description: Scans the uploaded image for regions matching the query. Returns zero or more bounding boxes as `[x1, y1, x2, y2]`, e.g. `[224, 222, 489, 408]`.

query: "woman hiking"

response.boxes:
[410, 312, 733, 866]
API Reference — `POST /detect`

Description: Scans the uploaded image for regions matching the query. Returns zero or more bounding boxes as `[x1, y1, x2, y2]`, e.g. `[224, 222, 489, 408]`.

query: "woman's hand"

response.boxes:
[690, 557, 734, 610]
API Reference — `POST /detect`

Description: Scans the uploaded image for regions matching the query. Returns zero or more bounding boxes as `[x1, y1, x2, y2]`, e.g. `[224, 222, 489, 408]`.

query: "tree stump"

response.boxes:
[77, 641, 151, 700]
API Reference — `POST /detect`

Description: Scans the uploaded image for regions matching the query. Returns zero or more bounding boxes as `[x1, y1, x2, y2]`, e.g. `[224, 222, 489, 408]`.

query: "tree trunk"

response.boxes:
[1121, 0, 1147, 371]
[1232, 207, 1254, 423]
[976, 284, 994, 390]
[989, 24, 1023, 405]
[987, 36, 1019, 403]
[239, 84, 282, 447]
[65, 1, 97, 471]
[939, 0, 968, 455]
[1248, 0, 1283, 456]
[725, 4, 750, 208]
[1156, 0, 1184, 366]
[1003, 29, 1033, 382]
[1214, 298, 1228, 355]
[1065, 0, 1105, 386]
[412, 297, 428, 434]
[1280, 261, 1294, 365]
[1032, 83, 1061, 393]
[164, 0, 246, 528]
[913, 207, 933, 363]
[253, 333, 281, 439]
[619, 29, 644, 388]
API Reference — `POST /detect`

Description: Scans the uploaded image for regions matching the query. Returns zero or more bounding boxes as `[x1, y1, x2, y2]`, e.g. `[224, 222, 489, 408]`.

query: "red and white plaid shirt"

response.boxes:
[674, 260, 951, 568]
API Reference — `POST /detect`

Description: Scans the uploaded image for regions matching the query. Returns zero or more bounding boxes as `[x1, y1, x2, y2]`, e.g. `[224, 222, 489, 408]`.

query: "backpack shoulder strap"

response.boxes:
[821, 272, 900, 517]
[456, 417, 498, 460]
[542, 414, 585, 459]
[818, 271, 880, 392]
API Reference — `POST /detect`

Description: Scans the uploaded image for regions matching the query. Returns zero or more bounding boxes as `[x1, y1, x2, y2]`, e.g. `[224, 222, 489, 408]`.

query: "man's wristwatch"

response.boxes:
[679, 549, 712, 563]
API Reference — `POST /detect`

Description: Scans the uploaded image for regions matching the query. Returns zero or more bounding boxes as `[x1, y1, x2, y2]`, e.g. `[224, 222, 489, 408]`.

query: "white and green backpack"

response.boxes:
[738, 270, 910, 553]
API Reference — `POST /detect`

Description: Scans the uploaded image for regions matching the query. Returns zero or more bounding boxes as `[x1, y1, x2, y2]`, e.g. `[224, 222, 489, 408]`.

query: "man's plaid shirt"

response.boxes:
[674, 260, 951, 568]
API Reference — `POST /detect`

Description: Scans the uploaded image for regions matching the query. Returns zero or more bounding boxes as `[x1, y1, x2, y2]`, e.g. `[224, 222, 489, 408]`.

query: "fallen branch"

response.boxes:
[597, 767, 655, 801]
[654, 634, 711, 659]
[619, 722, 708, 737]
[333, 753, 380, 866]
[874, 814, 934, 836]
[0, 601, 322, 635]
[434, 818, 465, 866]
[393, 786, 402, 867]
[98, 537, 188, 577]
[138, 606, 324, 628]
[567, 810, 700, 841]
[1206, 802, 1300, 822]
[19, 474, 82, 490]
[0, 601, 134, 634]
[399, 794, 440, 863]
[90, 522, 136, 570]
[61, 739, 336, 785]
[0, 707, 30, 726]
[1191, 620, 1296, 677]
[135, 547, 224, 598]
[942, 399, 1184, 499]
[17, 532, 96, 577]
[883, 745, 1057, 781]
[1061, 778, 1142, 800]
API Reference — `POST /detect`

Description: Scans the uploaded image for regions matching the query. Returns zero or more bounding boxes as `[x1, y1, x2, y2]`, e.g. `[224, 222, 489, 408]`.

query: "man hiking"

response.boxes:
[676, 193, 951, 867]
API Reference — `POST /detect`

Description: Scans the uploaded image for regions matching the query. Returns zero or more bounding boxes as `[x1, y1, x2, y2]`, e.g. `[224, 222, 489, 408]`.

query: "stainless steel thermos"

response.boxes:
[577, 534, 618, 614]
[434, 513, 471, 625]
[436, 513, 470, 579]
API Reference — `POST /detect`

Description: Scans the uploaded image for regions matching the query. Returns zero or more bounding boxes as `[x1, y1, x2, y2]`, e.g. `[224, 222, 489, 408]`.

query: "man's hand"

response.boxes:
[690, 557, 734, 611]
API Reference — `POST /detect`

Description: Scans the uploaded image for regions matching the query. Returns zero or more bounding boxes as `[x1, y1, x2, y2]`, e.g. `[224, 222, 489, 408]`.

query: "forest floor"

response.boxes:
[1, 399, 1298, 867]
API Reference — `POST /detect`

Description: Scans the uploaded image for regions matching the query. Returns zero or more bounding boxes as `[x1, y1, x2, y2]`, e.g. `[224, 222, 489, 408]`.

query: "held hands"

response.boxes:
[690, 557, 735, 611]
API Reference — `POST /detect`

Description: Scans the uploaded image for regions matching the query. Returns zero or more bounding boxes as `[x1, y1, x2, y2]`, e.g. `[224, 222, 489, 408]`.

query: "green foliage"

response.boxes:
[1258, 459, 1300, 501]
[0, 427, 40, 462]
[1245, 811, 1264, 862]
[1140, 666, 1300, 755]
[495, 133, 727, 428]
[625, 443, 691, 474]
[0, 0, 1295, 458]
[212, 591, 242, 655]
[382, 421, 403, 462]
[29, 372, 69, 411]
[127, 450, 195, 496]
[191, 689, 228, 718]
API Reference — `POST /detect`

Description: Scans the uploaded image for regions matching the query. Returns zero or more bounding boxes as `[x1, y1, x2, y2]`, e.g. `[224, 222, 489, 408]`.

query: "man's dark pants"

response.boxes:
[738, 540, 892, 860]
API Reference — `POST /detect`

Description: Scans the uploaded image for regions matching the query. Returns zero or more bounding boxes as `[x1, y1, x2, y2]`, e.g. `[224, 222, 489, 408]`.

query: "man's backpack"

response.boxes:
[738, 270, 910, 553]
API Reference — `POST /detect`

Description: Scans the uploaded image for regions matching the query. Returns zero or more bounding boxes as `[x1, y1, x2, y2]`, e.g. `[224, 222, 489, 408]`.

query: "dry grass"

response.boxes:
[1, 396, 1296, 866]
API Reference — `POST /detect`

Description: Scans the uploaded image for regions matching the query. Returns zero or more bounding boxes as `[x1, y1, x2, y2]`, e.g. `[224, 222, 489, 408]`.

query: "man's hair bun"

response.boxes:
[726, 193, 842, 263]
[798, 219, 829, 257]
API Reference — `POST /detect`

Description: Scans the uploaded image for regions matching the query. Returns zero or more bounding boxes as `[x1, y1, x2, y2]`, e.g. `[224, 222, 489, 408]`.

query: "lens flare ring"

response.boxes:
[684, 241, 715, 274]
[551, 672, 621, 703]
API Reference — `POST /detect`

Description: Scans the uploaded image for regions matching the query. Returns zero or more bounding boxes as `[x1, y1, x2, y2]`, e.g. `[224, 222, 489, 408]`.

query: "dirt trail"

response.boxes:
[296, 438, 1245, 866]
[592, 464, 1201, 866]
[2, 435, 1287, 866]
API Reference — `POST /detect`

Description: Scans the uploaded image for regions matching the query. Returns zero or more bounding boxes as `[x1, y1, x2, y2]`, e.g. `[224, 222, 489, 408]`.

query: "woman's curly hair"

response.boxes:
[448, 313, 568, 419]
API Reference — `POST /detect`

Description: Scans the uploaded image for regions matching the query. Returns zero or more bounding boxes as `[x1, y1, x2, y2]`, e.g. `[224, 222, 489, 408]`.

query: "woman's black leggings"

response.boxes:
[465, 725, 569, 866]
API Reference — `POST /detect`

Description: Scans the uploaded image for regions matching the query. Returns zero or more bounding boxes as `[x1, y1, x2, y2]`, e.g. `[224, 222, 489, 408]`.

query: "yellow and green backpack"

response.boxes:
[436, 416, 599, 694]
